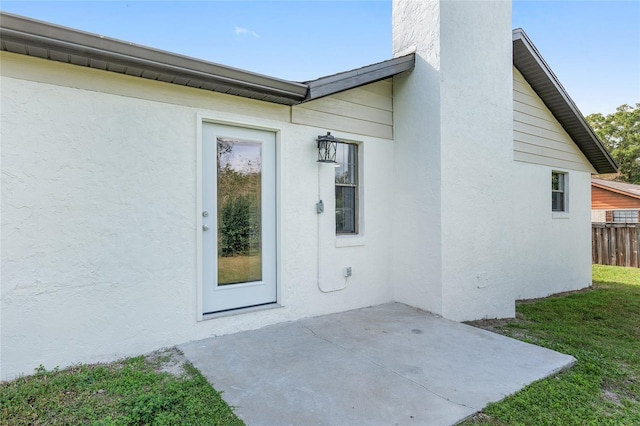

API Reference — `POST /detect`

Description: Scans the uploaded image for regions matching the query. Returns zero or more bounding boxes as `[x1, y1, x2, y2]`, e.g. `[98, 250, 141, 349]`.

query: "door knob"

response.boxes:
[202, 224, 209, 231]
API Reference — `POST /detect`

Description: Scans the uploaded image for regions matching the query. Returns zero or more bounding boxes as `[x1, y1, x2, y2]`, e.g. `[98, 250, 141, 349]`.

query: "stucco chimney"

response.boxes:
[392, 0, 516, 321]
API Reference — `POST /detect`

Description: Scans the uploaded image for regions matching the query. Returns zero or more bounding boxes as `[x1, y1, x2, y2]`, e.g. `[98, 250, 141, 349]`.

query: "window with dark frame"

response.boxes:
[335, 142, 358, 234]
[552, 171, 566, 212]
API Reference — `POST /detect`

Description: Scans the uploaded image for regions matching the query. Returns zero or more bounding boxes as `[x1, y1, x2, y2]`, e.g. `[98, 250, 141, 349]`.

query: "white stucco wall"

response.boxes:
[0, 52, 395, 380]
[512, 164, 593, 300]
[392, 0, 515, 321]
[391, 0, 444, 315]
[438, 0, 515, 321]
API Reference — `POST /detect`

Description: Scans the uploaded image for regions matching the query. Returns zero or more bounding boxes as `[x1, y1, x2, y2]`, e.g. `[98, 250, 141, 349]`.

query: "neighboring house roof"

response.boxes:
[0, 12, 414, 106]
[592, 179, 640, 201]
[512, 29, 617, 174]
[0, 12, 618, 175]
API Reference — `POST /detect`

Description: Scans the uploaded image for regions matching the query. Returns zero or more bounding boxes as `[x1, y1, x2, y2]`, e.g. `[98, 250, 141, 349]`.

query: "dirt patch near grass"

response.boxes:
[145, 347, 190, 378]
[464, 312, 529, 334]
[461, 412, 506, 425]
[465, 317, 520, 334]
[515, 285, 599, 305]
[465, 285, 600, 334]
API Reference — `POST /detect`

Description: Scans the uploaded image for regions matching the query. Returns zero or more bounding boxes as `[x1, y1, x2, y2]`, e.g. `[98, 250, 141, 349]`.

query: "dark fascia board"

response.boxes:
[304, 54, 415, 101]
[512, 28, 617, 174]
[0, 12, 308, 105]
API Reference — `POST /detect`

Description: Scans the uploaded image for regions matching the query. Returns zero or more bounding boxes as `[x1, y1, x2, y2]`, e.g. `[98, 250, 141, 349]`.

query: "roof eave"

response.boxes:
[0, 12, 308, 105]
[0, 12, 416, 106]
[304, 54, 415, 102]
[512, 28, 618, 174]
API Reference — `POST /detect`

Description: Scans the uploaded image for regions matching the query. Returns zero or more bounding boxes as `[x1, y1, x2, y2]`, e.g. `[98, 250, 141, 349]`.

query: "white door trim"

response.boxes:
[196, 113, 283, 321]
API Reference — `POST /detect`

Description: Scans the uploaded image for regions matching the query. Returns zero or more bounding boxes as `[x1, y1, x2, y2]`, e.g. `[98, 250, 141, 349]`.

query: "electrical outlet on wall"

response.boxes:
[344, 267, 352, 277]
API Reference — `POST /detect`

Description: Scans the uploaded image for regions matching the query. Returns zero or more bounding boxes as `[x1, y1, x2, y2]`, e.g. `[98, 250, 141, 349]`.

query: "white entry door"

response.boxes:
[202, 123, 277, 314]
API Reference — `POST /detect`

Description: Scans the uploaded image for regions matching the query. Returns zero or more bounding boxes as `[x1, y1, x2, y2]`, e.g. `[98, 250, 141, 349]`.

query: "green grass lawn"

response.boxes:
[0, 349, 243, 426]
[463, 265, 640, 425]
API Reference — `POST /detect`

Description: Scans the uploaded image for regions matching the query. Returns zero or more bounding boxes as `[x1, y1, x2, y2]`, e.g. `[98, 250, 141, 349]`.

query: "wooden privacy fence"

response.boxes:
[592, 223, 640, 268]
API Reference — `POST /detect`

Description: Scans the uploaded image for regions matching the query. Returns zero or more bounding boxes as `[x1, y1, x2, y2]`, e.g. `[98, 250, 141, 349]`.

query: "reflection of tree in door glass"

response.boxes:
[217, 138, 262, 285]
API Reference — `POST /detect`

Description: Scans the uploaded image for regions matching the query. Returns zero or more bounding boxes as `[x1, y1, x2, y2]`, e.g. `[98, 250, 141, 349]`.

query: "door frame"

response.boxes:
[196, 113, 283, 321]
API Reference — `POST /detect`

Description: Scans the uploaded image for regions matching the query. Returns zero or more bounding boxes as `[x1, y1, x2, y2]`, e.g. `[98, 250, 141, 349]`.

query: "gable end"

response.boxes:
[512, 29, 617, 174]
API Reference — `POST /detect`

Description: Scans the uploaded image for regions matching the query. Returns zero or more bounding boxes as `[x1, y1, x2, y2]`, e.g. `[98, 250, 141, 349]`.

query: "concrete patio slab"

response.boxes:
[179, 303, 575, 426]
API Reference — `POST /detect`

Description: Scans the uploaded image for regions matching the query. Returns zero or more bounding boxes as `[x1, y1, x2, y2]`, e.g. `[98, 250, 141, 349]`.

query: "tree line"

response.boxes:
[586, 103, 640, 184]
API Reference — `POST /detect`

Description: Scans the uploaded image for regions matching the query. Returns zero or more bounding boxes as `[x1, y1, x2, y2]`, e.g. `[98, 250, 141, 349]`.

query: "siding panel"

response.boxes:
[292, 79, 393, 139]
[513, 67, 595, 173]
[514, 129, 581, 155]
[296, 97, 392, 126]
[358, 79, 393, 97]
[292, 107, 393, 140]
[331, 90, 392, 111]
[592, 186, 640, 209]
[514, 151, 594, 172]
[514, 141, 594, 166]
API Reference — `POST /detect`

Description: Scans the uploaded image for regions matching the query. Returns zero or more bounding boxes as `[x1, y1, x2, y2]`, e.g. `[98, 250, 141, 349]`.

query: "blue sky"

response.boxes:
[1, 1, 638, 116]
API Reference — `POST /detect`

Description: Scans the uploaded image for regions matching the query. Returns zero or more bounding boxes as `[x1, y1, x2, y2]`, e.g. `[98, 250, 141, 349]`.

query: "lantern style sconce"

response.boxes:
[316, 132, 338, 163]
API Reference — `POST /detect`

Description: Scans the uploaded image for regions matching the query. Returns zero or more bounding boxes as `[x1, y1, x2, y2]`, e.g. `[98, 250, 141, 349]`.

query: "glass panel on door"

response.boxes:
[216, 137, 262, 286]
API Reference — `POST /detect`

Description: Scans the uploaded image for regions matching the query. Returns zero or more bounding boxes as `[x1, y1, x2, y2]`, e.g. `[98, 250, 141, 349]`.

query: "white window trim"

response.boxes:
[336, 235, 366, 248]
[335, 140, 364, 240]
[552, 170, 570, 219]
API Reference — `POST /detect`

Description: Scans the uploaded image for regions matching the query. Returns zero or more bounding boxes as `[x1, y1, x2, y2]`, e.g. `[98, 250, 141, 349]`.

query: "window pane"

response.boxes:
[552, 172, 564, 191]
[217, 138, 262, 285]
[335, 142, 358, 235]
[335, 143, 356, 185]
[336, 186, 356, 234]
[552, 192, 564, 212]
[552, 172, 566, 212]
[613, 210, 639, 223]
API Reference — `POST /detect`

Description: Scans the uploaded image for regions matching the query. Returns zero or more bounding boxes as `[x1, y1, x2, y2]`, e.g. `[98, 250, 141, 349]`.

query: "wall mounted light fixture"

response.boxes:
[316, 132, 338, 163]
